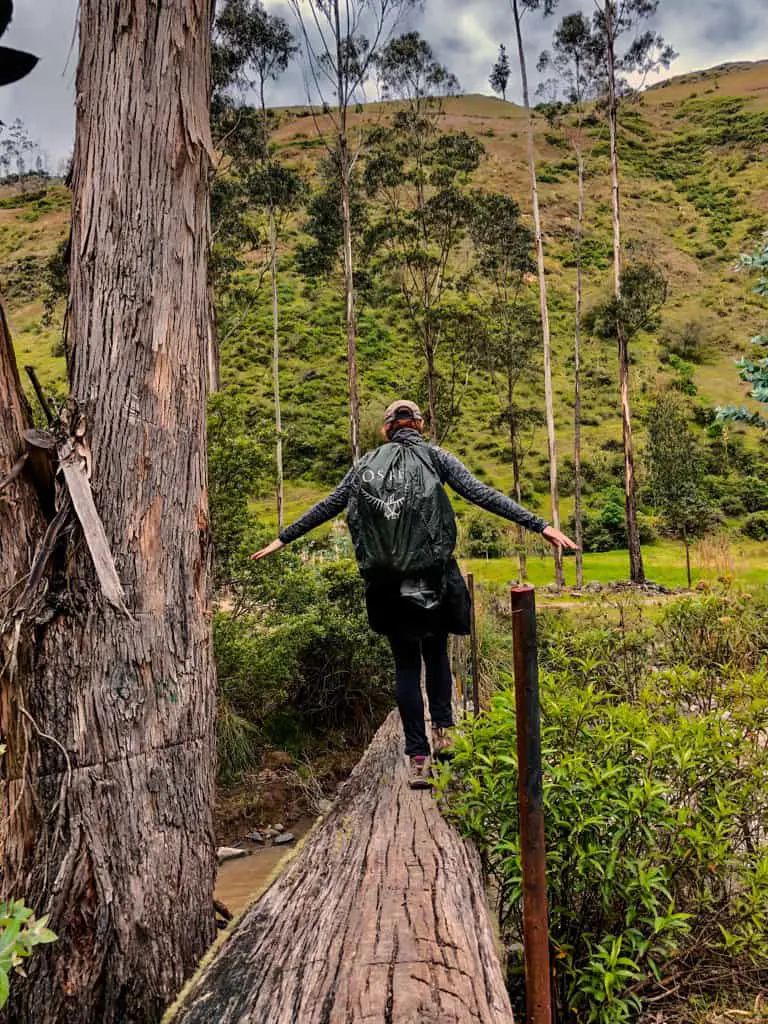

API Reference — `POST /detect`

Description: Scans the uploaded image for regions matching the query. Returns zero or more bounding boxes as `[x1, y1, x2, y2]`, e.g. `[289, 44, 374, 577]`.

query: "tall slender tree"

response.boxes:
[509, 0, 564, 587]
[365, 33, 481, 441]
[538, 12, 599, 587]
[468, 191, 538, 578]
[646, 394, 713, 589]
[286, 0, 418, 461]
[489, 44, 511, 101]
[213, 0, 301, 531]
[591, 0, 675, 582]
[0, 2, 217, 1020]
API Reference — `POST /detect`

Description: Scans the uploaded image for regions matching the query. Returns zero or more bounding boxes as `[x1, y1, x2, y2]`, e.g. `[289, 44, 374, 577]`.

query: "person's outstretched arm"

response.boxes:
[433, 447, 578, 550]
[251, 468, 355, 561]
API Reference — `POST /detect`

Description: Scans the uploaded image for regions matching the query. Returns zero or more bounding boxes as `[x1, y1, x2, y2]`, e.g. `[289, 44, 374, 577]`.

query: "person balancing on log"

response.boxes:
[252, 400, 577, 790]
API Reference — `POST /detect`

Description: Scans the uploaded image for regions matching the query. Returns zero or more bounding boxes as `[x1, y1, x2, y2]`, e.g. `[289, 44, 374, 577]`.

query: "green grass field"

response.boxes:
[465, 537, 768, 593]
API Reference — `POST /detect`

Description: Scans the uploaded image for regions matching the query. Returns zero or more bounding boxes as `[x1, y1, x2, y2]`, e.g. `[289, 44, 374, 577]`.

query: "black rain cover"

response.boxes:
[347, 441, 456, 576]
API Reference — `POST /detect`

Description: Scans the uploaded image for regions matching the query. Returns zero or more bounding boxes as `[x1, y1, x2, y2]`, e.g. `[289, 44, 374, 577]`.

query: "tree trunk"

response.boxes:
[340, 160, 361, 463]
[426, 334, 439, 443]
[164, 709, 515, 1024]
[270, 207, 284, 532]
[0, 301, 48, 863]
[508, 376, 527, 581]
[2, 4, 217, 1021]
[573, 150, 585, 589]
[605, 3, 645, 584]
[333, 0, 361, 463]
[512, 0, 563, 589]
[684, 528, 692, 589]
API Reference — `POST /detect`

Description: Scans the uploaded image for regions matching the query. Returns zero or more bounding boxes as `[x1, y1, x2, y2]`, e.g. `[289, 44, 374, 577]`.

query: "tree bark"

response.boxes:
[512, 0, 563, 589]
[165, 709, 515, 1024]
[1, 3, 217, 1022]
[604, 2, 645, 584]
[270, 208, 284, 532]
[333, 0, 361, 463]
[508, 376, 527, 582]
[0, 301, 48, 864]
[573, 150, 585, 589]
[684, 528, 692, 589]
[426, 334, 439, 443]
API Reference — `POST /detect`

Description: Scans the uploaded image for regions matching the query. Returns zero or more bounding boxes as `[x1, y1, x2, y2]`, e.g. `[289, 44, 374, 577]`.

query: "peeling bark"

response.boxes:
[512, 0, 563, 589]
[1, 3, 217, 1022]
[165, 711, 514, 1024]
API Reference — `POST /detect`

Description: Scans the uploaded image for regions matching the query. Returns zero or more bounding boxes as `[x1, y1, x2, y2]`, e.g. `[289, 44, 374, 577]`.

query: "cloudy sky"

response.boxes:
[1, 0, 766, 167]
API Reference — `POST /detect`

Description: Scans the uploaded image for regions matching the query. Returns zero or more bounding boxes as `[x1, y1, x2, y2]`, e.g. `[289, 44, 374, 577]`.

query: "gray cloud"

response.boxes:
[1, 0, 766, 167]
[0, 0, 78, 170]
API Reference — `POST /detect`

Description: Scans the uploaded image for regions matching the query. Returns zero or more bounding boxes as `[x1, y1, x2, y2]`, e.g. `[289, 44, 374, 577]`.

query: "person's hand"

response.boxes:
[250, 538, 284, 561]
[542, 525, 579, 551]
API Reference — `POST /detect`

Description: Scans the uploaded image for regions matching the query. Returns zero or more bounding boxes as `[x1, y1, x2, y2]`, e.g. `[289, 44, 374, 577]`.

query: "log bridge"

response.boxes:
[165, 708, 515, 1024]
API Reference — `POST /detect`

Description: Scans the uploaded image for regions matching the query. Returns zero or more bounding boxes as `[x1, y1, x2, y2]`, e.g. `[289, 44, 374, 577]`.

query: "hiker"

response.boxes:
[251, 400, 577, 789]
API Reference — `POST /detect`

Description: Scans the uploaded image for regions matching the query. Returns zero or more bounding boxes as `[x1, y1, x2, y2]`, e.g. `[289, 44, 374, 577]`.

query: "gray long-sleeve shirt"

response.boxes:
[279, 429, 548, 545]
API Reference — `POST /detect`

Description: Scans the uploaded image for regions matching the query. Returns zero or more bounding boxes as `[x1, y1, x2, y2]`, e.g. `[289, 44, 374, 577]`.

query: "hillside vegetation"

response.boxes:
[2, 61, 767, 540]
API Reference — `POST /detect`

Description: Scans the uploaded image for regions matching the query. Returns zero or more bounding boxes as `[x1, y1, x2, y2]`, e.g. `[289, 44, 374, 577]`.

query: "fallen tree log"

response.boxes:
[165, 709, 515, 1024]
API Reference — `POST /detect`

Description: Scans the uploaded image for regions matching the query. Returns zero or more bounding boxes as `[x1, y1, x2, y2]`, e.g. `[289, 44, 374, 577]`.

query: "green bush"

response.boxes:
[440, 652, 768, 1022]
[214, 559, 393, 778]
[740, 475, 768, 513]
[743, 511, 768, 542]
[573, 487, 656, 553]
[460, 509, 508, 558]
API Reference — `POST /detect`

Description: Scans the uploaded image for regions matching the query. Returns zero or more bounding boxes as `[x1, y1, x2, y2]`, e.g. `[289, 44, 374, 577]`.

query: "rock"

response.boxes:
[273, 823, 284, 833]
[585, 581, 603, 593]
[246, 830, 264, 843]
[273, 831, 295, 845]
[317, 799, 333, 815]
[217, 846, 247, 864]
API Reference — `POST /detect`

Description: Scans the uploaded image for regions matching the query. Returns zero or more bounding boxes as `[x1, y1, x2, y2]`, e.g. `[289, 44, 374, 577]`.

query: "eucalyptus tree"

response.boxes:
[718, 240, 768, 432]
[647, 394, 713, 588]
[590, 0, 676, 582]
[509, 0, 564, 586]
[538, 12, 600, 586]
[286, 0, 419, 461]
[1, 2, 217, 1020]
[364, 33, 482, 441]
[489, 43, 511, 101]
[468, 191, 539, 578]
[213, 0, 303, 529]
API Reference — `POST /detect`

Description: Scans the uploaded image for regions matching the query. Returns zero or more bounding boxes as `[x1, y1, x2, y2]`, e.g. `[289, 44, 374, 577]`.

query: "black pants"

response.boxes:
[388, 633, 453, 757]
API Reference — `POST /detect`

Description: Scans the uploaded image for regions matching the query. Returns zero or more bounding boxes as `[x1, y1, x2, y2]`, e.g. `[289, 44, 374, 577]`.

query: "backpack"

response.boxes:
[347, 440, 456, 578]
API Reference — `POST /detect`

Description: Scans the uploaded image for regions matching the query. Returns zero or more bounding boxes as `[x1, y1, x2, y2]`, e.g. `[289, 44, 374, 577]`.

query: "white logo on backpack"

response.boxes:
[362, 490, 405, 521]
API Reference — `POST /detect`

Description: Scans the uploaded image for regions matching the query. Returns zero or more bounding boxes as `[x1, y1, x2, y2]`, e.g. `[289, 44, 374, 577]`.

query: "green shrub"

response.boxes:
[460, 509, 508, 558]
[743, 511, 768, 542]
[214, 559, 393, 776]
[740, 475, 768, 513]
[440, 654, 768, 1022]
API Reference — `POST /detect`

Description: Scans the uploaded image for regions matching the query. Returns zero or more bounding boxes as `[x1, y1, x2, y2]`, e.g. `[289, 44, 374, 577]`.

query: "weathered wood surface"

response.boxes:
[167, 710, 514, 1024]
[1, 2, 218, 1022]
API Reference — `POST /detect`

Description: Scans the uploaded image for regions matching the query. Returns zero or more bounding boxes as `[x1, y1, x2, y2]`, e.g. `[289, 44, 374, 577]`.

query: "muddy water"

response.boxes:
[215, 819, 314, 916]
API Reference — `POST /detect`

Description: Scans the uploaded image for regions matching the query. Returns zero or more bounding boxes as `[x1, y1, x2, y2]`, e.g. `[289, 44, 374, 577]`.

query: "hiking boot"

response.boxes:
[431, 727, 455, 762]
[408, 755, 432, 790]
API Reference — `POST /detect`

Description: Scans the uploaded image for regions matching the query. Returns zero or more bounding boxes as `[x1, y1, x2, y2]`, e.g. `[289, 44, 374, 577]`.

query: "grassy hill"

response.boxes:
[2, 60, 767, 541]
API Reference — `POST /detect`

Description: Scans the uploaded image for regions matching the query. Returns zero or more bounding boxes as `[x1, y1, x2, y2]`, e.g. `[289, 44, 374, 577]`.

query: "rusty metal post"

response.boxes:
[511, 585, 552, 1024]
[467, 571, 481, 715]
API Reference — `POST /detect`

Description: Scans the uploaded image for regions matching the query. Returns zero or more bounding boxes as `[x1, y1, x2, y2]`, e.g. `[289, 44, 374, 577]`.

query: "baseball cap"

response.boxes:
[383, 399, 423, 424]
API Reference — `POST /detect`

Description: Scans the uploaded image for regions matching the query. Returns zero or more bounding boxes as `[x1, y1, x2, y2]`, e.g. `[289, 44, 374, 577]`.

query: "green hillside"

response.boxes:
[2, 60, 767, 538]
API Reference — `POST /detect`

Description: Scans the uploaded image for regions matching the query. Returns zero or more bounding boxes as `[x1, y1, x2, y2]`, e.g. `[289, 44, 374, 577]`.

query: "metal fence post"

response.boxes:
[467, 571, 481, 716]
[510, 585, 552, 1024]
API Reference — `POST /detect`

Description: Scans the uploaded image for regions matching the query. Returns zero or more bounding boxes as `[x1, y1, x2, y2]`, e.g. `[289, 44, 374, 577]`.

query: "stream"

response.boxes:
[214, 818, 314, 916]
